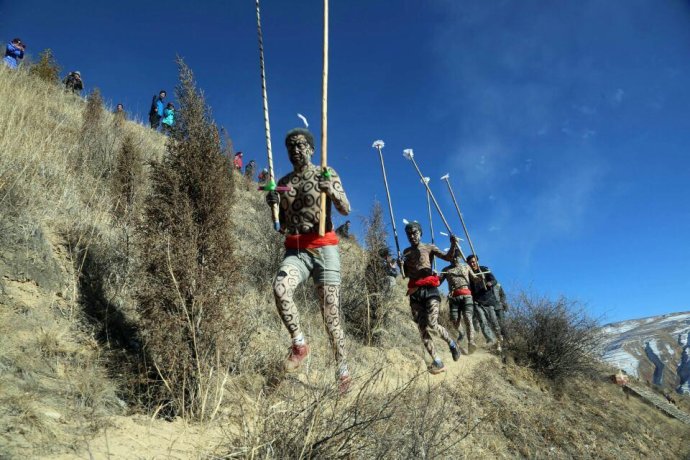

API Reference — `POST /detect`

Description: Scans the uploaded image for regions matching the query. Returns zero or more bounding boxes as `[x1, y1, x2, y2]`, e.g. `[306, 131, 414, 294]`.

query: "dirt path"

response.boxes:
[45, 347, 496, 459]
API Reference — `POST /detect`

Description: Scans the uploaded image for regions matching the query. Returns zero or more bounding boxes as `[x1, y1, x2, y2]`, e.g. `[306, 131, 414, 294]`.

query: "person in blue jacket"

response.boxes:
[148, 90, 166, 129]
[4, 38, 25, 69]
[161, 102, 175, 135]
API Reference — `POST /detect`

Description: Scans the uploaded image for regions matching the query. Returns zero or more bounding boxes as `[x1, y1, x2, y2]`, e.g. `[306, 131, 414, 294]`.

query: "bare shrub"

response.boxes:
[111, 133, 144, 220]
[78, 88, 119, 177]
[27, 49, 61, 84]
[82, 88, 104, 131]
[134, 57, 238, 420]
[343, 201, 395, 344]
[505, 292, 602, 383]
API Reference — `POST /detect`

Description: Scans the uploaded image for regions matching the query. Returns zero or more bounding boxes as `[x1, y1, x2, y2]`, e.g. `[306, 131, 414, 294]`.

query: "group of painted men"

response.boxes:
[265, 127, 508, 394]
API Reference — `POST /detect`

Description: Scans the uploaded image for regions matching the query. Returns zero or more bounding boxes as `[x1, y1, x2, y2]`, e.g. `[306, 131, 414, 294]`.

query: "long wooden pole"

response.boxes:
[373, 140, 405, 277]
[318, 0, 329, 236]
[441, 174, 478, 258]
[403, 149, 466, 261]
[255, 0, 280, 231]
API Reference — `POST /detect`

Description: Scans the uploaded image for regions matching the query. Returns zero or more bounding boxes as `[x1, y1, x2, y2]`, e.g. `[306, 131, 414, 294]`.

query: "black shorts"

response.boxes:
[409, 286, 441, 305]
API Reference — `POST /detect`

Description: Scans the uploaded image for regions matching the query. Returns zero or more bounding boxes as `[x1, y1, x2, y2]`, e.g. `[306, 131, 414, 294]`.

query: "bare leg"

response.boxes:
[411, 302, 436, 358]
[427, 298, 453, 345]
[273, 267, 303, 338]
[316, 284, 348, 376]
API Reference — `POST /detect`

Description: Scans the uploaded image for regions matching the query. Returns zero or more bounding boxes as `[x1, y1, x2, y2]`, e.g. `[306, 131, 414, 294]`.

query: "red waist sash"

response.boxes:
[451, 288, 472, 297]
[284, 231, 339, 249]
[407, 275, 441, 289]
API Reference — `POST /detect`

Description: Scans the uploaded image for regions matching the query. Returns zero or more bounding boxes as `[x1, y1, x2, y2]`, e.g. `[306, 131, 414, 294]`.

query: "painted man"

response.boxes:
[467, 254, 503, 349]
[266, 128, 352, 392]
[402, 221, 461, 374]
[439, 250, 479, 354]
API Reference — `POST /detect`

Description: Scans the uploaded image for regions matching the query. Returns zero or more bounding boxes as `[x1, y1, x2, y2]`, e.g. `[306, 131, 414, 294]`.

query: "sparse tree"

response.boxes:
[111, 134, 143, 220]
[28, 49, 60, 84]
[134, 57, 238, 420]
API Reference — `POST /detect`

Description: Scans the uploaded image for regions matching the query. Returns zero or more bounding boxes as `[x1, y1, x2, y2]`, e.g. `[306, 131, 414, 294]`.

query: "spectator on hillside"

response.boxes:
[161, 102, 175, 135]
[258, 168, 269, 184]
[378, 248, 399, 292]
[233, 152, 243, 171]
[115, 103, 124, 114]
[245, 160, 256, 181]
[63, 71, 84, 94]
[149, 90, 166, 130]
[4, 38, 25, 69]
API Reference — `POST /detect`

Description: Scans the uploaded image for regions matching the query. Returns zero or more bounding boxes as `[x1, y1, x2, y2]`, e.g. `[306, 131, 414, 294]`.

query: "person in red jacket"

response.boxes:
[233, 152, 243, 171]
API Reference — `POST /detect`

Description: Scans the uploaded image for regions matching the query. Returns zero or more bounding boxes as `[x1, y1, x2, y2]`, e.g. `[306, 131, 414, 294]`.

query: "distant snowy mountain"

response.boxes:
[600, 311, 690, 394]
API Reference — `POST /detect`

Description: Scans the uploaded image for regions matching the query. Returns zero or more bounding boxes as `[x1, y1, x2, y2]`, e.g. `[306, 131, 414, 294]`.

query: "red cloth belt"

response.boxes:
[451, 288, 472, 297]
[284, 231, 339, 249]
[407, 275, 441, 289]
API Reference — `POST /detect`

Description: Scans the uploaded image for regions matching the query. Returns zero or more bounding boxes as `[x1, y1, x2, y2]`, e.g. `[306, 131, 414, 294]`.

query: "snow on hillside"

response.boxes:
[600, 311, 690, 394]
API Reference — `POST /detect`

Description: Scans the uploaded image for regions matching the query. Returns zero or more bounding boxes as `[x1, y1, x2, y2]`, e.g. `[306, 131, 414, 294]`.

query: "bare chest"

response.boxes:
[279, 169, 324, 232]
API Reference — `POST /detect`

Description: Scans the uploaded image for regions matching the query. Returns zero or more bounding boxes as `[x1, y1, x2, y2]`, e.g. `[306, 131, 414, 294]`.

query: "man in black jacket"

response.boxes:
[467, 254, 503, 349]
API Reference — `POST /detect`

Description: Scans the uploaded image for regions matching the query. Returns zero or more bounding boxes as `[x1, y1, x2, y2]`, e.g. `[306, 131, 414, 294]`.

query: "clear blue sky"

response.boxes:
[3, 0, 690, 323]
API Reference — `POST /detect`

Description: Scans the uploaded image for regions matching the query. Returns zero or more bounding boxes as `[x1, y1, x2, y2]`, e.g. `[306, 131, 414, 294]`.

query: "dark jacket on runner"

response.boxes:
[470, 265, 498, 305]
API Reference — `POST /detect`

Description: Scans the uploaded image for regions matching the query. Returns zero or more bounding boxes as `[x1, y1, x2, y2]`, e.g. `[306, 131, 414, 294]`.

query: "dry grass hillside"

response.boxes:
[1, 65, 689, 459]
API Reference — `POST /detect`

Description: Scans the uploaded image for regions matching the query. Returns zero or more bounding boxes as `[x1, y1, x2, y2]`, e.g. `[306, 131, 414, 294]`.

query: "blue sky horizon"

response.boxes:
[3, 0, 689, 323]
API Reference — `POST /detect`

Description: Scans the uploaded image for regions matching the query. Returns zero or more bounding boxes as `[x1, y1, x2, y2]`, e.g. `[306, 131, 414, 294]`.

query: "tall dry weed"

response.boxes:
[134, 58, 238, 420]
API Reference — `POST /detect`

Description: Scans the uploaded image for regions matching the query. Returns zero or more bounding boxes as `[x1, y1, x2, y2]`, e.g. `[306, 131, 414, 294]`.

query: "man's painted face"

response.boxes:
[406, 228, 421, 246]
[286, 134, 313, 167]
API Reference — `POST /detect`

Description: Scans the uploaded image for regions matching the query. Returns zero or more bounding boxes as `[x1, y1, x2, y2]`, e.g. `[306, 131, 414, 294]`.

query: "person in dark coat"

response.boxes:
[149, 90, 166, 129]
[63, 71, 84, 94]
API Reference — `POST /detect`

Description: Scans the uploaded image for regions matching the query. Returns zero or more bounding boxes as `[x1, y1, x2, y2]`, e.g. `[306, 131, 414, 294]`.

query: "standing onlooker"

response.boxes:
[161, 102, 175, 135]
[148, 90, 166, 130]
[233, 152, 243, 171]
[4, 38, 25, 69]
[245, 159, 256, 181]
[258, 168, 269, 184]
[63, 71, 84, 94]
[114, 103, 125, 114]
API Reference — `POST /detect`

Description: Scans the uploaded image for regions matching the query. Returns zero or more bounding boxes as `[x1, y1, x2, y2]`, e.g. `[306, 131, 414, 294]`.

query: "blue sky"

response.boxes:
[3, 0, 690, 323]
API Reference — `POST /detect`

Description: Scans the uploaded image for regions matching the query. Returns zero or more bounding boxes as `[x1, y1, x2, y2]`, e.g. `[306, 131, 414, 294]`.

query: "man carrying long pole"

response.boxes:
[372, 140, 404, 277]
[401, 149, 463, 373]
[263, 0, 353, 394]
